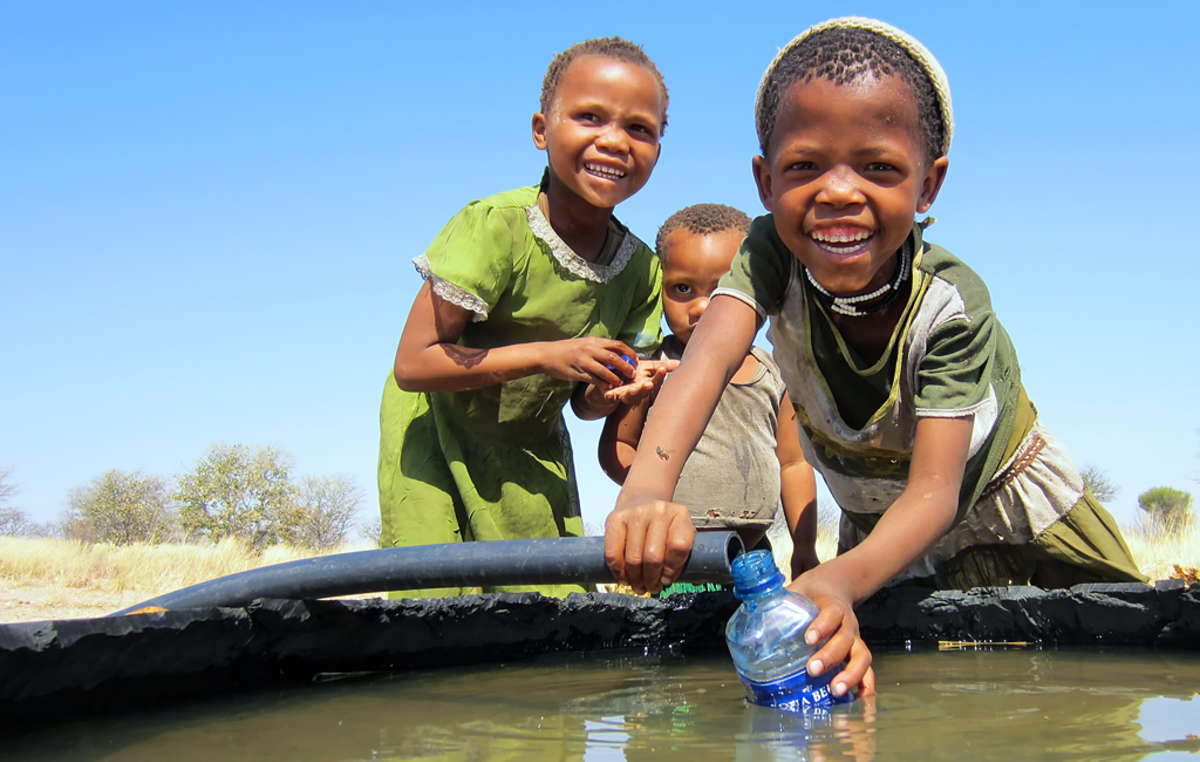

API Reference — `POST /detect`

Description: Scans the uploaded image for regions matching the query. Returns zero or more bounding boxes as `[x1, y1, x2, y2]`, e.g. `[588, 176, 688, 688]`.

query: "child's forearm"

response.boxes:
[395, 280, 638, 394]
[605, 298, 760, 594]
[394, 281, 552, 392]
[615, 383, 711, 504]
[811, 472, 963, 604]
[598, 397, 649, 484]
[804, 415, 971, 602]
[781, 462, 819, 575]
[394, 340, 552, 392]
[598, 439, 637, 484]
[617, 304, 752, 507]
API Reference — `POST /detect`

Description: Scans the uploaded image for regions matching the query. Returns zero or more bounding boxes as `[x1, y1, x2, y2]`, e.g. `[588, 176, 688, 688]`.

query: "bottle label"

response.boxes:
[740, 666, 853, 713]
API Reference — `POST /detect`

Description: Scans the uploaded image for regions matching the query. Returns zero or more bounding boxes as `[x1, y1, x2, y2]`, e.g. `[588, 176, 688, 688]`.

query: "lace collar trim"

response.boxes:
[525, 204, 639, 283]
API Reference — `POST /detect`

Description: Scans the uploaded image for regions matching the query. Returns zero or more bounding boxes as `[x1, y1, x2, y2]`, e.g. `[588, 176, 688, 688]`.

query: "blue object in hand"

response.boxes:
[725, 550, 855, 713]
[606, 353, 636, 382]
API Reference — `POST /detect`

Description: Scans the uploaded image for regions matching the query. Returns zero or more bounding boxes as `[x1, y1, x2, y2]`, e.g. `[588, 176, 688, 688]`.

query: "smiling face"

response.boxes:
[660, 227, 744, 344]
[752, 72, 947, 297]
[532, 55, 664, 212]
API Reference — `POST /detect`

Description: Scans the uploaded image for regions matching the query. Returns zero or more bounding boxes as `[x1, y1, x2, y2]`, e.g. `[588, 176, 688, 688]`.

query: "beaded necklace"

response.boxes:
[804, 240, 911, 317]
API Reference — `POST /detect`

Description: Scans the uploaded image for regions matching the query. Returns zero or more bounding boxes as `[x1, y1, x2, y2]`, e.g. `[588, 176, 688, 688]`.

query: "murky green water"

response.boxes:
[5, 647, 1199, 760]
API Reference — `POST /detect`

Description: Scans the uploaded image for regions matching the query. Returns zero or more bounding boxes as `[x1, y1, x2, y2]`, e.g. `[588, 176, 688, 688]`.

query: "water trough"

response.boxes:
[1, 533, 1197, 730]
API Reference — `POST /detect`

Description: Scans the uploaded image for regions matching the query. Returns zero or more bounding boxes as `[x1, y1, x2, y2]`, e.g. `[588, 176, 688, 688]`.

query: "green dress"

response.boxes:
[378, 179, 663, 598]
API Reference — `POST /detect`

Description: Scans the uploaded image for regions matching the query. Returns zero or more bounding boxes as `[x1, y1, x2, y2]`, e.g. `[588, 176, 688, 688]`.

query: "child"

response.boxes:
[379, 36, 674, 598]
[599, 203, 820, 583]
[603, 17, 1145, 697]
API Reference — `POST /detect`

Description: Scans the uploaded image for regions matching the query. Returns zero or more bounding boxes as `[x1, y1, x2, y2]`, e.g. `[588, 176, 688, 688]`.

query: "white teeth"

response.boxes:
[811, 230, 871, 244]
[585, 163, 625, 179]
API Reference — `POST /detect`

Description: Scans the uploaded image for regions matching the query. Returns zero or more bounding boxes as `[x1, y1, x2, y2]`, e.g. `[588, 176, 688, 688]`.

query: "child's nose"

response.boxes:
[595, 124, 629, 153]
[690, 296, 710, 319]
[816, 166, 866, 207]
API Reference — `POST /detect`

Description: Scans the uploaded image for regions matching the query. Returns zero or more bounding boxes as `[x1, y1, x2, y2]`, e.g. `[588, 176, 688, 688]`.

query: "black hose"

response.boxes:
[110, 532, 745, 615]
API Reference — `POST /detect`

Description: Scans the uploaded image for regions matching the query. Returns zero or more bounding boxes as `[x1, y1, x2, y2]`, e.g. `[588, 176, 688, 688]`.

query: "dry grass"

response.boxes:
[0, 536, 379, 623]
[0, 536, 376, 594]
[810, 518, 1197, 584]
[1121, 522, 1200, 583]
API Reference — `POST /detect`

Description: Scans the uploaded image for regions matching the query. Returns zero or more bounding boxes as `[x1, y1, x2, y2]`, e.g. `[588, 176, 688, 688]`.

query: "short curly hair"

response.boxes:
[756, 26, 944, 163]
[540, 36, 669, 135]
[655, 204, 751, 261]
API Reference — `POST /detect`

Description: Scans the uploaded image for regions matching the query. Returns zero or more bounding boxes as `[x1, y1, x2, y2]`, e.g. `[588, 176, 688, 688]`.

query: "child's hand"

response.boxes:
[603, 358, 679, 403]
[604, 498, 696, 594]
[539, 337, 642, 388]
[788, 573, 876, 699]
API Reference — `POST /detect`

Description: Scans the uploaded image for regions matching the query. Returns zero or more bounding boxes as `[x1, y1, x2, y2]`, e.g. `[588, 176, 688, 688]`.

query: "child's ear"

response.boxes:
[752, 155, 774, 212]
[531, 112, 548, 150]
[917, 156, 950, 213]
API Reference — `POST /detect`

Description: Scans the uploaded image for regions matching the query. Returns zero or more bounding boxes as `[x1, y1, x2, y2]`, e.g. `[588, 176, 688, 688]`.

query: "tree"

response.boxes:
[1080, 465, 1120, 503]
[0, 507, 51, 537]
[1137, 486, 1194, 535]
[359, 514, 383, 548]
[176, 443, 297, 549]
[0, 468, 55, 537]
[0, 467, 15, 508]
[278, 475, 361, 551]
[64, 469, 174, 545]
[0, 467, 27, 536]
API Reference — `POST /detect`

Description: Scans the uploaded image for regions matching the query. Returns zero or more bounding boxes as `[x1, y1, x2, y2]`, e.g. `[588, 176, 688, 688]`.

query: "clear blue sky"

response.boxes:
[3, 2, 1198, 536]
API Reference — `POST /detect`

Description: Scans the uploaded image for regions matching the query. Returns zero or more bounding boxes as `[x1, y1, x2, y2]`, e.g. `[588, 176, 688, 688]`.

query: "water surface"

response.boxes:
[5, 647, 1198, 760]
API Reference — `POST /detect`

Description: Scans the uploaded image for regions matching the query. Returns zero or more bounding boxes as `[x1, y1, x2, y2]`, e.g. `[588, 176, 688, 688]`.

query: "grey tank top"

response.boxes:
[656, 338, 787, 530]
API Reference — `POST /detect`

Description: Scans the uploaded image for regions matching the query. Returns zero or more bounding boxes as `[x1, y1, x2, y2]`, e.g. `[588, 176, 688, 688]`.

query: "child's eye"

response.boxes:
[788, 161, 818, 172]
[577, 112, 601, 123]
[865, 162, 898, 173]
[624, 121, 659, 142]
[672, 283, 693, 296]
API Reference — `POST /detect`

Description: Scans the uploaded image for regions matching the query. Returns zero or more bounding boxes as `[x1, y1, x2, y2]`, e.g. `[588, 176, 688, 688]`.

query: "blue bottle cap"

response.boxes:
[605, 353, 636, 382]
[730, 549, 784, 599]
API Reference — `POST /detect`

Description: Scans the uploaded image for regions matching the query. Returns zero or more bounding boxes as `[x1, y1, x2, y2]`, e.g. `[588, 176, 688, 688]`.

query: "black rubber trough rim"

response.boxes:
[110, 531, 745, 615]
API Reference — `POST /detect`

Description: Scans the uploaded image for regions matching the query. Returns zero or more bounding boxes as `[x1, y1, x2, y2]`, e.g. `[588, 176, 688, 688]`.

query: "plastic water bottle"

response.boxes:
[725, 550, 854, 712]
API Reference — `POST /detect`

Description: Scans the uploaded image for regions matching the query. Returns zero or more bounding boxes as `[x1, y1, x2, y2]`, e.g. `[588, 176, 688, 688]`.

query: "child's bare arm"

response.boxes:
[394, 281, 639, 392]
[605, 295, 760, 593]
[775, 390, 820, 577]
[598, 391, 652, 485]
[789, 415, 973, 698]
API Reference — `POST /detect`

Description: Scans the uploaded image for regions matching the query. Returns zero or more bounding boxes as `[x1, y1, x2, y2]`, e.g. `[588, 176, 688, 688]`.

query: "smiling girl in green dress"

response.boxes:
[378, 37, 674, 598]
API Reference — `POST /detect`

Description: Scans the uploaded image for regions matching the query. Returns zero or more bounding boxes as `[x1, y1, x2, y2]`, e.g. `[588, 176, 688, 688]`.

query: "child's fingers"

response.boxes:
[805, 621, 854, 678]
[609, 509, 650, 594]
[857, 665, 877, 697]
[597, 338, 637, 356]
[603, 377, 656, 403]
[603, 513, 631, 585]
[604, 501, 694, 595]
[639, 516, 669, 594]
[592, 356, 627, 387]
[661, 510, 697, 588]
[827, 640, 874, 699]
[643, 508, 700, 592]
[801, 601, 847, 651]
[638, 505, 696, 593]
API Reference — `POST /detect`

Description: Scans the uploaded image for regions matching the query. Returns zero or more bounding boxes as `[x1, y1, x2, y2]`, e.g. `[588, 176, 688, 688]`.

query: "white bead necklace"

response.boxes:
[804, 242, 911, 317]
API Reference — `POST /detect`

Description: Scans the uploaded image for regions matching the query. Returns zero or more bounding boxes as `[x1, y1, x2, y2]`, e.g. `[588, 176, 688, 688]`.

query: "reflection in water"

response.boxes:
[3, 647, 1199, 760]
[1138, 695, 1200, 748]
